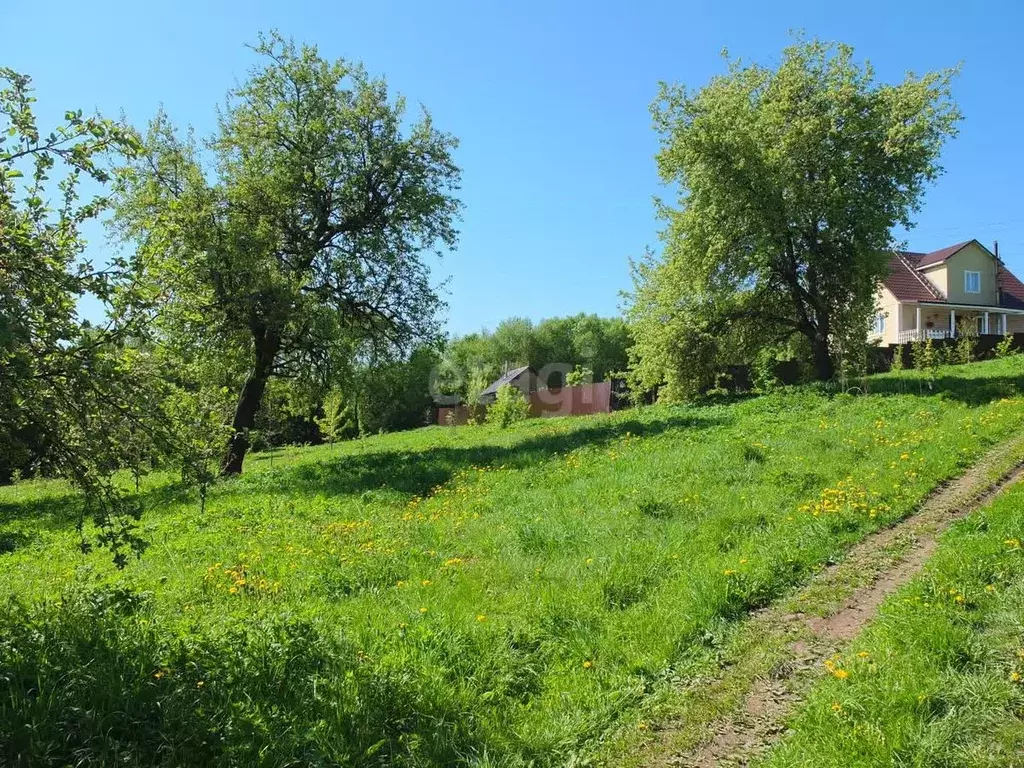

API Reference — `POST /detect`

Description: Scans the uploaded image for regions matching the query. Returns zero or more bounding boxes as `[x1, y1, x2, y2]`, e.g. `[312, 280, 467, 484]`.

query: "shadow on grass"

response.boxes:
[227, 411, 729, 502]
[0, 481, 192, 532]
[867, 371, 1024, 406]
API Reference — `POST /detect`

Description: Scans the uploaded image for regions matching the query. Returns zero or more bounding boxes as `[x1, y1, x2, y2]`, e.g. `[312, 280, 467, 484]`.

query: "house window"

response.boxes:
[965, 270, 981, 294]
[873, 313, 886, 335]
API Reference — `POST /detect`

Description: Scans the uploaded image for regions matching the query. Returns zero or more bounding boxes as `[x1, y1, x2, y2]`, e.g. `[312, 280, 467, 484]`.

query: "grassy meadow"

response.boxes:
[759, 470, 1024, 767]
[3, 358, 1024, 766]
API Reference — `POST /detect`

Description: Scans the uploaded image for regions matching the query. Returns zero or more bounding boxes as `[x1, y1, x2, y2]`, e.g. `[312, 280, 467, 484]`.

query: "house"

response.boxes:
[872, 239, 1024, 346]
[479, 365, 538, 405]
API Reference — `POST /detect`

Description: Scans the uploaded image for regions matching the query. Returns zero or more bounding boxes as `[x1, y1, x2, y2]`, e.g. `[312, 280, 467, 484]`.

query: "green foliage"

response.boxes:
[316, 388, 359, 443]
[565, 365, 593, 387]
[3, 358, 1024, 765]
[995, 332, 1017, 359]
[910, 338, 938, 383]
[955, 323, 977, 365]
[486, 384, 531, 428]
[629, 36, 960, 396]
[0, 67, 216, 562]
[889, 345, 905, 374]
[113, 32, 461, 475]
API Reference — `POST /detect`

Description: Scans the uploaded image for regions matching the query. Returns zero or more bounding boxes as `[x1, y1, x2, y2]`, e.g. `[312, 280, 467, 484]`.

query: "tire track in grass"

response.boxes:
[641, 432, 1024, 768]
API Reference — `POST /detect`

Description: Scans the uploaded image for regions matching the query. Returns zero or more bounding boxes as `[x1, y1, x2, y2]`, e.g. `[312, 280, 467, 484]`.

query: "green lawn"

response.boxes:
[3, 358, 1024, 766]
[759, 471, 1024, 767]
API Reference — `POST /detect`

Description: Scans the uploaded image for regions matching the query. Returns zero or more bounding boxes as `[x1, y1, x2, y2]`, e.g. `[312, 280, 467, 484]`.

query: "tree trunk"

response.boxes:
[811, 329, 834, 381]
[221, 332, 280, 476]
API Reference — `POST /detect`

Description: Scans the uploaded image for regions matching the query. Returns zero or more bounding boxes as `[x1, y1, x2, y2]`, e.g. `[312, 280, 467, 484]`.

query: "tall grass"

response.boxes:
[2, 358, 1024, 766]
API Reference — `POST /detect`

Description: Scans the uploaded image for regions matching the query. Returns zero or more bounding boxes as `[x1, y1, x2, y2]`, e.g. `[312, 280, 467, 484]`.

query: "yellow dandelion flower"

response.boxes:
[476, 614, 487, 622]
[831, 702, 842, 712]
[419, 607, 428, 614]
[582, 660, 593, 669]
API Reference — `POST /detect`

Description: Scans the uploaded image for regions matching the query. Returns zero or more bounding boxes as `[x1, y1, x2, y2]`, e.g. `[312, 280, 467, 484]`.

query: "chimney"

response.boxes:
[995, 240, 1000, 260]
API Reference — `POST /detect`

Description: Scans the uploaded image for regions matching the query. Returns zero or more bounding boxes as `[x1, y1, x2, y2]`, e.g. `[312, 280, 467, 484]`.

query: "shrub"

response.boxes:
[995, 332, 1016, 359]
[565, 365, 593, 387]
[487, 384, 531, 428]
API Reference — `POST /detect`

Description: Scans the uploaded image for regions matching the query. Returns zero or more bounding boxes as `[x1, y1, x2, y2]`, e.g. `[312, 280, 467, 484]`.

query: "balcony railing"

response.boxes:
[896, 329, 952, 344]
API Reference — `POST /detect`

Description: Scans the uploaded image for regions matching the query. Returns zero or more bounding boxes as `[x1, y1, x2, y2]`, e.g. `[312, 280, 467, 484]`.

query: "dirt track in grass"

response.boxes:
[647, 435, 1024, 768]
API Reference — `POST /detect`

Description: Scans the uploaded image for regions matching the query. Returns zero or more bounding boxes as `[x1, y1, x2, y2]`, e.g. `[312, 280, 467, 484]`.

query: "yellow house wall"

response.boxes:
[872, 287, 902, 345]
[920, 242, 999, 305]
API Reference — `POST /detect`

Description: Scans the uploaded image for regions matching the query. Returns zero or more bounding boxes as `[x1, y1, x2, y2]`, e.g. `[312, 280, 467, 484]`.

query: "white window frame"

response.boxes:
[965, 270, 981, 294]
[873, 312, 886, 335]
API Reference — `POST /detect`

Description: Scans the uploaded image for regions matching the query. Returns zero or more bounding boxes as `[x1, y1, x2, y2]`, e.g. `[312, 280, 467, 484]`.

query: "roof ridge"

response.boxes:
[896, 251, 944, 300]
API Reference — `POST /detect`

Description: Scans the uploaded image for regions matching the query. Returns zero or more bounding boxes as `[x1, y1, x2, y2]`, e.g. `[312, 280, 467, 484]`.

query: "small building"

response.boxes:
[479, 365, 538, 405]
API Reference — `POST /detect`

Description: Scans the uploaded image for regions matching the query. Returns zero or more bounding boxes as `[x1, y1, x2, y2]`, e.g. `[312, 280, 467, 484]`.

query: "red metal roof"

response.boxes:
[997, 266, 1024, 310]
[882, 251, 944, 301]
[914, 240, 974, 268]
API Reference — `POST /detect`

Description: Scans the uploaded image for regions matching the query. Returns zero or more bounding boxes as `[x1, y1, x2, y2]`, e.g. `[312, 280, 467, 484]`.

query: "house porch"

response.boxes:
[893, 302, 1024, 344]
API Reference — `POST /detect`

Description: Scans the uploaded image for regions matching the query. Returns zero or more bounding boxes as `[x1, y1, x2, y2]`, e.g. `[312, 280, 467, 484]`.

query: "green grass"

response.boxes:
[3, 358, 1024, 766]
[758, 474, 1024, 767]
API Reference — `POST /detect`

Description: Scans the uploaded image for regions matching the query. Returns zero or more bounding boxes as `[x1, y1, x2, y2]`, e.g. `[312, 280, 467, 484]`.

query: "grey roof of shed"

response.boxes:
[481, 365, 535, 397]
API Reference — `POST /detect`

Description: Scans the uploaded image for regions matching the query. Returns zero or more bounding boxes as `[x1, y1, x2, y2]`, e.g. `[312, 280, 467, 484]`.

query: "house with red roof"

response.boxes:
[873, 239, 1024, 346]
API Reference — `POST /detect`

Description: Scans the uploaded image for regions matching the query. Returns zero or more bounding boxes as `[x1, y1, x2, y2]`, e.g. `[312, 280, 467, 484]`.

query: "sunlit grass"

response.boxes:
[3, 357, 1024, 766]
[759, 472, 1024, 767]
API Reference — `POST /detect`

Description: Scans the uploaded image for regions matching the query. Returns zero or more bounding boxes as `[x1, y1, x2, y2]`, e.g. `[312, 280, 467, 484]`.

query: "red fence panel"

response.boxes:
[437, 383, 612, 425]
[529, 382, 612, 418]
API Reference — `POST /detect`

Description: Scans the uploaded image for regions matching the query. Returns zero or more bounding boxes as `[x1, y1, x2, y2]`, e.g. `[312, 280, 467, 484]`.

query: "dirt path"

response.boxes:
[646, 436, 1024, 768]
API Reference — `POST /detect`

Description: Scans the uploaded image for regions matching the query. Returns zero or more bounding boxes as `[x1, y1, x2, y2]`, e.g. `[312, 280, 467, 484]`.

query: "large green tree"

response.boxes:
[115, 33, 461, 474]
[628, 38, 960, 397]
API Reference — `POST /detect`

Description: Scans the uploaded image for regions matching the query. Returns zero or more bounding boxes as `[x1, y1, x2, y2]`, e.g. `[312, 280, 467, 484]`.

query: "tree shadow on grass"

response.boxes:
[868, 371, 1024, 406]
[225, 410, 730, 502]
[0, 480, 192, 532]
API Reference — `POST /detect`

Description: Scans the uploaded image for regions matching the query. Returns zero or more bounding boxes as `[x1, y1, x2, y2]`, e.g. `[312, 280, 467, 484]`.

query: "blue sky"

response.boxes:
[6, 0, 1023, 335]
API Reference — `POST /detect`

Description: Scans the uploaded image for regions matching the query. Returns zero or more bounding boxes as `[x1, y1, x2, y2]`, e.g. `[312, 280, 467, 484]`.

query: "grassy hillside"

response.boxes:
[759, 472, 1024, 767]
[3, 358, 1024, 766]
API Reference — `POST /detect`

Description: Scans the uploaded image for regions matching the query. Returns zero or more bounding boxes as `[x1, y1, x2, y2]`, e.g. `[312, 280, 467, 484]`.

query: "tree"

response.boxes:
[114, 32, 461, 475]
[628, 37, 960, 397]
[0, 68, 210, 562]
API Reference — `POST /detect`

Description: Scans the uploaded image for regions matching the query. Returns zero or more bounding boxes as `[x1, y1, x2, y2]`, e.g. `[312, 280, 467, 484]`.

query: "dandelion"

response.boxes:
[831, 702, 843, 712]
[196, 681, 205, 688]
[1011, 671, 1022, 683]
[723, 569, 737, 576]
[421, 579, 432, 587]
[585, 558, 593, 566]
[833, 669, 849, 680]
[476, 614, 487, 622]
[583, 660, 593, 669]
[857, 651, 870, 659]
[419, 607, 428, 614]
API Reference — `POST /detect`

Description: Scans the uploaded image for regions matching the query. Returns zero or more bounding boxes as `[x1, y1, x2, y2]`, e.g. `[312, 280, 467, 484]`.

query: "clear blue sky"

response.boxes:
[6, 0, 1023, 335]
